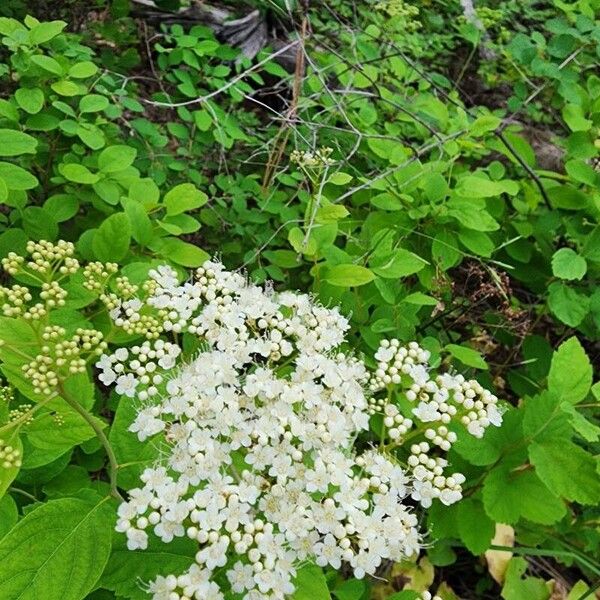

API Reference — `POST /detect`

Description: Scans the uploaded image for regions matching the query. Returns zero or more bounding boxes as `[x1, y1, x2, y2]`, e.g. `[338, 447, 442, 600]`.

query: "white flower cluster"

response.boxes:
[107, 262, 422, 600]
[99, 261, 504, 600]
[96, 340, 181, 400]
[290, 146, 335, 168]
[368, 338, 502, 507]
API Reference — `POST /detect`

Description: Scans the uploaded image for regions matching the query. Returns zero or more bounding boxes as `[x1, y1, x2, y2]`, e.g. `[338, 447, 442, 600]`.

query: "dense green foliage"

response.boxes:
[0, 1, 598, 599]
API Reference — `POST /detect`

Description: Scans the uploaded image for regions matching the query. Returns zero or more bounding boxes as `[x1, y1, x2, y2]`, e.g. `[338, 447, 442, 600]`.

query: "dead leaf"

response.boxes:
[485, 523, 515, 584]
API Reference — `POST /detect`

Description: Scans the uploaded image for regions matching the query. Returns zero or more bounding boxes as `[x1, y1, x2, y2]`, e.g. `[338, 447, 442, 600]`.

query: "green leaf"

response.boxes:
[456, 176, 518, 197]
[316, 204, 349, 223]
[43, 194, 79, 222]
[51, 80, 81, 97]
[123, 198, 153, 246]
[129, 178, 160, 207]
[0, 129, 37, 156]
[109, 393, 162, 489]
[59, 163, 99, 184]
[264, 249, 301, 269]
[432, 231, 461, 270]
[101, 536, 196, 599]
[565, 159, 598, 185]
[446, 344, 488, 369]
[22, 206, 58, 240]
[27, 406, 101, 457]
[529, 440, 600, 505]
[93, 180, 121, 205]
[332, 579, 368, 600]
[68, 61, 98, 78]
[154, 237, 209, 268]
[288, 227, 317, 255]
[42, 465, 92, 498]
[0, 496, 113, 600]
[92, 213, 131, 261]
[28, 20, 66, 44]
[0, 178, 7, 203]
[403, 292, 438, 306]
[371, 248, 427, 279]
[483, 462, 566, 524]
[470, 114, 501, 136]
[561, 403, 600, 442]
[76, 123, 105, 150]
[79, 94, 109, 114]
[547, 185, 589, 210]
[0, 495, 18, 539]
[458, 229, 494, 257]
[164, 183, 208, 216]
[547, 337, 592, 404]
[562, 104, 592, 131]
[15, 87, 44, 114]
[0, 100, 18, 122]
[30, 54, 63, 75]
[551, 248, 587, 280]
[0, 162, 38, 190]
[522, 392, 571, 444]
[98, 145, 137, 173]
[370, 192, 403, 211]
[325, 264, 375, 287]
[193, 109, 212, 131]
[328, 172, 353, 185]
[501, 557, 551, 600]
[582, 226, 600, 262]
[457, 498, 495, 554]
[293, 564, 331, 600]
[448, 199, 499, 231]
[547, 282, 589, 327]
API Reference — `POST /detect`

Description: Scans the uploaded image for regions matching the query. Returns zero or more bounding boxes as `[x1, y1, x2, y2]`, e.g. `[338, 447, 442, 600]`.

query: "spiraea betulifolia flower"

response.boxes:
[96, 260, 503, 600]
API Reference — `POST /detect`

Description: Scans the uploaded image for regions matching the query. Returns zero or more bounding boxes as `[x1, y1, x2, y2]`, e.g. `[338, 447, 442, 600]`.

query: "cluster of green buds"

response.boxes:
[22, 326, 108, 396]
[0, 284, 33, 317]
[0, 384, 14, 404]
[40, 281, 68, 308]
[2, 240, 79, 278]
[0, 438, 22, 469]
[83, 261, 119, 291]
[100, 278, 165, 340]
[290, 146, 335, 169]
[8, 403, 34, 426]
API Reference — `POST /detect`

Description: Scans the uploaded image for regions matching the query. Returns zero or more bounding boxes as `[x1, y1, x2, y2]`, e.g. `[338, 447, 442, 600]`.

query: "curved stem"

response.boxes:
[57, 382, 124, 502]
[9, 487, 37, 502]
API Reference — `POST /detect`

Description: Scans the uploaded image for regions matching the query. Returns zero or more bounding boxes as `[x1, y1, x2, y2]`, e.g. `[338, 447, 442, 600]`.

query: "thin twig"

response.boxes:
[141, 42, 298, 108]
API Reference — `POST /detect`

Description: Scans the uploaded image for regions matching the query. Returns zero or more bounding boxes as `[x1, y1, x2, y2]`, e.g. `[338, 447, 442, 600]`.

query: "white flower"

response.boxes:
[227, 562, 255, 593]
[115, 373, 138, 397]
[126, 528, 148, 550]
[412, 401, 441, 422]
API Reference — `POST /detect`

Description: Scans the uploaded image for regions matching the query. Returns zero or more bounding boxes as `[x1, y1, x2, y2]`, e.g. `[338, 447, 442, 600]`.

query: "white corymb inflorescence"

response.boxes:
[97, 261, 503, 600]
[368, 338, 503, 506]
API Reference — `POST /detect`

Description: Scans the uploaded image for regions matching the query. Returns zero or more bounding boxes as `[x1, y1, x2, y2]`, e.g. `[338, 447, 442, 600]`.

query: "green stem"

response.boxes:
[57, 382, 124, 502]
[9, 487, 37, 502]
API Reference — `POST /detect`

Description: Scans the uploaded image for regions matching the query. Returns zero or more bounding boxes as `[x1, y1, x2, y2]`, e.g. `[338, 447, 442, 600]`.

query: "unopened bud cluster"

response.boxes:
[0, 438, 22, 469]
[290, 146, 335, 168]
[83, 261, 118, 291]
[0, 284, 32, 317]
[2, 240, 79, 277]
[22, 326, 107, 395]
[9, 403, 34, 425]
